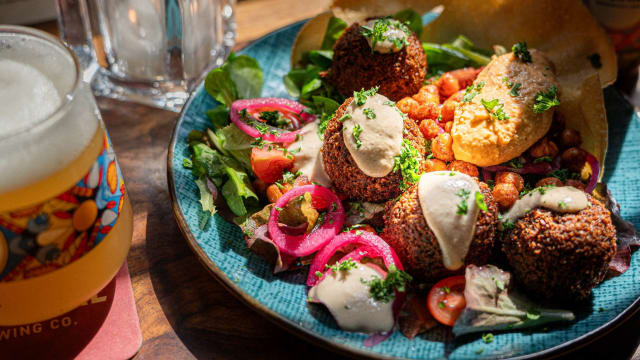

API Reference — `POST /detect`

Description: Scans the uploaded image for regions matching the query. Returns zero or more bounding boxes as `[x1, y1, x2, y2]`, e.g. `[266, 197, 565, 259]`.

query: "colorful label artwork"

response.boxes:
[0, 135, 126, 282]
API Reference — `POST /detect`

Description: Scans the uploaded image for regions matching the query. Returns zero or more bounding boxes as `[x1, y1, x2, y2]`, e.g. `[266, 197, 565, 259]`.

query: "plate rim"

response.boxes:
[166, 19, 640, 360]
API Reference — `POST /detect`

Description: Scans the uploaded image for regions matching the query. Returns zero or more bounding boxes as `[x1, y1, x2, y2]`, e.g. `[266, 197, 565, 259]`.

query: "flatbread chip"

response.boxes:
[559, 73, 608, 178]
[329, 0, 616, 88]
[291, 11, 333, 67]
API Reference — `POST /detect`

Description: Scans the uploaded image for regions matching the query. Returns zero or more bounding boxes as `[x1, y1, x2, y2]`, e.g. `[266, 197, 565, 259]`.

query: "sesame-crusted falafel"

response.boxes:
[325, 22, 427, 101]
[321, 98, 425, 202]
[382, 181, 498, 282]
[502, 195, 616, 302]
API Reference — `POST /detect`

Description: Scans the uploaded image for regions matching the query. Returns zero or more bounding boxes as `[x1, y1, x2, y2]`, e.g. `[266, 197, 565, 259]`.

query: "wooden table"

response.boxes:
[35, 0, 640, 358]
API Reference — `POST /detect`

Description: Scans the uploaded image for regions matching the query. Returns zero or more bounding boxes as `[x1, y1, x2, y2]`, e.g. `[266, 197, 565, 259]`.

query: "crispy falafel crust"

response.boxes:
[381, 181, 498, 282]
[325, 22, 427, 102]
[321, 98, 425, 203]
[502, 196, 616, 302]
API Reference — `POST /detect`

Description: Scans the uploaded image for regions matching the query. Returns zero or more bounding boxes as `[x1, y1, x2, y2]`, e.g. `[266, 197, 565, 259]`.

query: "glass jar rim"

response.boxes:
[0, 25, 82, 142]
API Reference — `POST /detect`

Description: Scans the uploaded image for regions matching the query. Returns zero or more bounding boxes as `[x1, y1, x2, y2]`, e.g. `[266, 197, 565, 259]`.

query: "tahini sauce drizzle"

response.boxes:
[289, 121, 331, 187]
[362, 19, 407, 53]
[308, 262, 394, 333]
[418, 171, 481, 270]
[501, 186, 588, 225]
[342, 93, 403, 177]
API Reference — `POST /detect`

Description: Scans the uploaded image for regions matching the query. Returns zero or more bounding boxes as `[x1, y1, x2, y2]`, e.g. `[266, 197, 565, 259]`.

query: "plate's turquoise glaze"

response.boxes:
[169, 21, 640, 359]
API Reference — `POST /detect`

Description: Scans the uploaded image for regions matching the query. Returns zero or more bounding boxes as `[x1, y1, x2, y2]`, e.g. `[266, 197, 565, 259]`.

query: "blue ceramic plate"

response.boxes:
[168, 20, 640, 359]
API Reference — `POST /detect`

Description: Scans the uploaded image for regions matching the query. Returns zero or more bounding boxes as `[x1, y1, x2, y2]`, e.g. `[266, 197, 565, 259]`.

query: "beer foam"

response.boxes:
[0, 59, 62, 135]
[0, 31, 99, 194]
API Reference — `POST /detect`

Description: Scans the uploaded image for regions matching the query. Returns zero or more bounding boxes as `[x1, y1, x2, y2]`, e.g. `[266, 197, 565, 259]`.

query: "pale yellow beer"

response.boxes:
[0, 26, 132, 326]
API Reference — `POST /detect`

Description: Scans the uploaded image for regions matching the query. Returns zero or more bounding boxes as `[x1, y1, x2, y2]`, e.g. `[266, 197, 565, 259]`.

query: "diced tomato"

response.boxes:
[427, 275, 466, 326]
[250, 146, 294, 184]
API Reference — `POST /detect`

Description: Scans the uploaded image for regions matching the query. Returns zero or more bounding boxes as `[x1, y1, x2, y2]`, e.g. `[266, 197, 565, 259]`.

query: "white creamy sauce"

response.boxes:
[342, 93, 404, 177]
[363, 20, 407, 54]
[289, 121, 331, 187]
[501, 186, 589, 225]
[418, 171, 482, 270]
[308, 262, 394, 333]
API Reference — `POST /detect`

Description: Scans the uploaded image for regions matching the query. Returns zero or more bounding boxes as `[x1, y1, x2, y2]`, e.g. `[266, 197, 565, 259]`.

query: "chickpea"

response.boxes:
[535, 177, 563, 188]
[558, 128, 582, 149]
[397, 97, 418, 117]
[419, 119, 441, 139]
[431, 133, 455, 162]
[549, 111, 566, 137]
[413, 85, 440, 105]
[492, 182, 519, 210]
[495, 171, 524, 192]
[528, 137, 559, 159]
[438, 72, 460, 98]
[266, 184, 283, 203]
[448, 67, 482, 89]
[422, 158, 448, 173]
[443, 121, 453, 133]
[564, 179, 586, 191]
[561, 147, 587, 173]
[440, 98, 457, 123]
[448, 160, 479, 177]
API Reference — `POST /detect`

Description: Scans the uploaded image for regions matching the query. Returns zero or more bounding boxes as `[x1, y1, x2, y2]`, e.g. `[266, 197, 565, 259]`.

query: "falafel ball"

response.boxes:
[322, 98, 425, 202]
[325, 21, 427, 101]
[382, 181, 498, 282]
[502, 195, 616, 302]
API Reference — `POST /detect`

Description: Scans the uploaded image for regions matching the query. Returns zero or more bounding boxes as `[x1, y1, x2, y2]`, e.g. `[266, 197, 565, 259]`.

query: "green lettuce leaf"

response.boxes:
[195, 177, 216, 216]
[221, 166, 259, 217]
[204, 53, 264, 107]
[320, 16, 347, 50]
[206, 107, 230, 129]
[205, 67, 236, 107]
[452, 265, 575, 337]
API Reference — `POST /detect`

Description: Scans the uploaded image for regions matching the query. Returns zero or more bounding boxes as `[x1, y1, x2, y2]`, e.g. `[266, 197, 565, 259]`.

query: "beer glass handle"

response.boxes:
[54, 0, 99, 82]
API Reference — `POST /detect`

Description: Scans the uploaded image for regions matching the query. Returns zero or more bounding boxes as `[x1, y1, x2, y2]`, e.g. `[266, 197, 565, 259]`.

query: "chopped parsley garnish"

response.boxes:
[475, 349, 484, 355]
[352, 124, 363, 149]
[438, 301, 445, 309]
[331, 202, 338, 211]
[347, 202, 365, 217]
[315, 271, 323, 278]
[456, 189, 471, 215]
[363, 108, 376, 119]
[326, 258, 358, 272]
[353, 86, 379, 106]
[550, 168, 579, 182]
[502, 76, 513, 88]
[533, 85, 560, 114]
[250, 137, 266, 149]
[502, 219, 515, 230]
[533, 156, 552, 163]
[274, 206, 284, 211]
[183, 158, 193, 169]
[482, 333, 494, 344]
[338, 113, 352, 122]
[509, 83, 522, 97]
[383, 100, 396, 107]
[443, 286, 450, 294]
[507, 158, 524, 169]
[259, 110, 290, 128]
[588, 53, 602, 69]
[462, 81, 485, 102]
[361, 265, 412, 303]
[475, 191, 488, 212]
[481, 98, 510, 121]
[317, 113, 331, 139]
[393, 140, 422, 191]
[495, 278, 505, 291]
[512, 41, 532, 63]
[360, 17, 410, 52]
[557, 201, 567, 209]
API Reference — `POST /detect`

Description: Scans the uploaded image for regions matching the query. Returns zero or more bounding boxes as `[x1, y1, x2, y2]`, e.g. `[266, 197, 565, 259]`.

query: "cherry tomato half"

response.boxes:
[427, 275, 466, 326]
[250, 146, 294, 184]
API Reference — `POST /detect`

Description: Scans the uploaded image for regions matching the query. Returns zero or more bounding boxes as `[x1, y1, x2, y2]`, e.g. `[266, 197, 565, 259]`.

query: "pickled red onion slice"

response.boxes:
[230, 98, 316, 143]
[268, 185, 344, 257]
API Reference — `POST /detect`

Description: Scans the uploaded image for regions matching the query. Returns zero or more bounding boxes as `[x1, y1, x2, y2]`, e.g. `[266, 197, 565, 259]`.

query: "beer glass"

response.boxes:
[0, 26, 133, 326]
[56, 0, 237, 112]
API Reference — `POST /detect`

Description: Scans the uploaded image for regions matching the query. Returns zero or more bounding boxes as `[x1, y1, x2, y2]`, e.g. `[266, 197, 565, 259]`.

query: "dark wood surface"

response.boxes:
[36, 0, 640, 358]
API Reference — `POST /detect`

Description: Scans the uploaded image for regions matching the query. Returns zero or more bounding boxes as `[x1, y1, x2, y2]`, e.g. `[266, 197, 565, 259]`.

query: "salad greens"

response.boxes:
[423, 35, 495, 78]
[186, 52, 266, 226]
[453, 265, 574, 336]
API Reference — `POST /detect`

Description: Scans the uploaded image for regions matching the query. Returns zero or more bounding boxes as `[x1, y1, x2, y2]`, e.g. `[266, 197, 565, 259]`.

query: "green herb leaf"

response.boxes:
[482, 333, 494, 344]
[456, 188, 471, 215]
[512, 41, 532, 63]
[533, 85, 560, 114]
[509, 83, 522, 97]
[393, 140, 421, 191]
[475, 191, 488, 212]
[321, 17, 348, 50]
[353, 87, 379, 106]
[362, 264, 412, 303]
[352, 124, 363, 149]
[363, 108, 376, 119]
